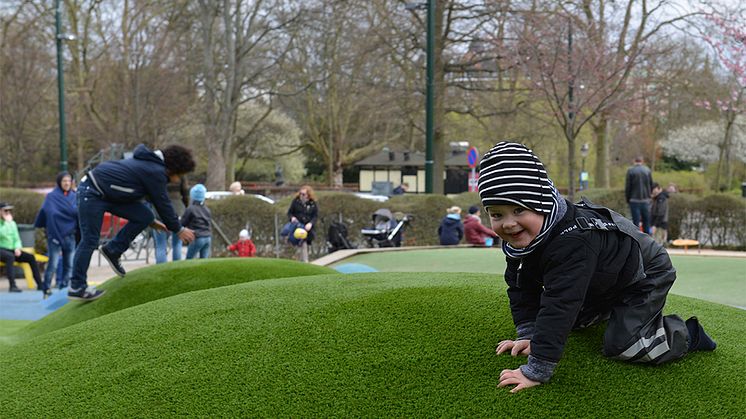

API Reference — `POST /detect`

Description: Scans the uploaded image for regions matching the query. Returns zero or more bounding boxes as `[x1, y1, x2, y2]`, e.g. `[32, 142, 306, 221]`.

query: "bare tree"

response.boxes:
[511, 0, 695, 198]
[0, 1, 55, 185]
[194, 0, 298, 190]
[279, 0, 409, 187]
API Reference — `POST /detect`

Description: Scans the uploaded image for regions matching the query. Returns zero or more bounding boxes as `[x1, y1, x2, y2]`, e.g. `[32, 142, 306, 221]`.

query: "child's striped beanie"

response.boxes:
[477, 141, 554, 213]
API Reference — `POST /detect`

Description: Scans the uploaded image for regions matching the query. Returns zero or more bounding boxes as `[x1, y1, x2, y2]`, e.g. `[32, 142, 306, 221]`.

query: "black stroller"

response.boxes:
[361, 208, 413, 248]
[326, 220, 355, 253]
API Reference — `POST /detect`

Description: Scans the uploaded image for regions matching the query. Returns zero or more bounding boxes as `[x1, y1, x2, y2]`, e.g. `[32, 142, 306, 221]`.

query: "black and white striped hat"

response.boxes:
[478, 142, 554, 214]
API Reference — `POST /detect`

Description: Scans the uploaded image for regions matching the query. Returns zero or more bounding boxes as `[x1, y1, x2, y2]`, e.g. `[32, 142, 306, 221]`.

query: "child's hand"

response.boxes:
[496, 339, 531, 356]
[498, 368, 541, 393]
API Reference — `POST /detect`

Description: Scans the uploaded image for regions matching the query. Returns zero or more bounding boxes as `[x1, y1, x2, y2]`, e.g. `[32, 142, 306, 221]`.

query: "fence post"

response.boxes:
[274, 213, 280, 258]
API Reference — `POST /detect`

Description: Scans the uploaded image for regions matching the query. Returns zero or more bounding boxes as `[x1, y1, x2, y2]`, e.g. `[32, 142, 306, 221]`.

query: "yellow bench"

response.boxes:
[671, 239, 700, 254]
[0, 247, 49, 289]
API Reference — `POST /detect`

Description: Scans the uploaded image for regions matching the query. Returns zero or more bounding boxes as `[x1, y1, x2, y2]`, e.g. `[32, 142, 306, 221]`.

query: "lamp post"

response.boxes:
[405, 1, 435, 193]
[579, 142, 590, 190]
[55, 0, 74, 172]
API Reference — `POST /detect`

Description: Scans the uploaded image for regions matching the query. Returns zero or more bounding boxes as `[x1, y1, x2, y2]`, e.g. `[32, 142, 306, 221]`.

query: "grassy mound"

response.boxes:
[0, 272, 743, 417]
[21, 258, 333, 339]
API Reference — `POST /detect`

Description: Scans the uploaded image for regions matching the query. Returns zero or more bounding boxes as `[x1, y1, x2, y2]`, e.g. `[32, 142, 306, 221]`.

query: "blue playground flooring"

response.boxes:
[0, 288, 69, 321]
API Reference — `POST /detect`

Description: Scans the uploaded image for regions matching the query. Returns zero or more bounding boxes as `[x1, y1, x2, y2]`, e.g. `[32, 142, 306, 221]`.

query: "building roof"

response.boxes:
[354, 150, 469, 168]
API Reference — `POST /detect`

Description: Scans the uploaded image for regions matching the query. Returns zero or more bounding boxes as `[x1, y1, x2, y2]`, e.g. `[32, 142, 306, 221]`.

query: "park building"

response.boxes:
[353, 142, 472, 195]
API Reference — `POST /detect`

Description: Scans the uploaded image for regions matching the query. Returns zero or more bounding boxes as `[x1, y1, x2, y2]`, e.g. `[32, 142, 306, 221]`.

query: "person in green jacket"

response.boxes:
[0, 202, 42, 293]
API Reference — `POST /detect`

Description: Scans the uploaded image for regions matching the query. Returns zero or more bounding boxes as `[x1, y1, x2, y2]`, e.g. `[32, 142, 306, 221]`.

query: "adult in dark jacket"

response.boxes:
[287, 185, 318, 263]
[438, 206, 464, 245]
[34, 172, 77, 295]
[70, 144, 196, 301]
[152, 176, 189, 263]
[624, 156, 653, 234]
[478, 142, 715, 394]
[463, 205, 498, 245]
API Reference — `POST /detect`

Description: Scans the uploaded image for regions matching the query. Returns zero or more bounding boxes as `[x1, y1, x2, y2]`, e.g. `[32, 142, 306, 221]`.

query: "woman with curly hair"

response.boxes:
[287, 185, 318, 262]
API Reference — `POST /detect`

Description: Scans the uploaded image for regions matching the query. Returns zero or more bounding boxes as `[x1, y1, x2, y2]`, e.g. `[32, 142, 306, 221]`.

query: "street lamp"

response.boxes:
[55, 0, 75, 172]
[405, 0, 435, 194]
[579, 142, 590, 190]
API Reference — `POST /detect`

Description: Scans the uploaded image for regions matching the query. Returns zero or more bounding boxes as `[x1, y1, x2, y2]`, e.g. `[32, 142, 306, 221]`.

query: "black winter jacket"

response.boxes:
[287, 198, 318, 243]
[504, 199, 673, 380]
[88, 144, 182, 232]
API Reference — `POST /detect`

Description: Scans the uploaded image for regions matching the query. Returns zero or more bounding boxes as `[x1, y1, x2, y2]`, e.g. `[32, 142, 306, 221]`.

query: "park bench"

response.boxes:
[0, 247, 48, 289]
[671, 238, 700, 254]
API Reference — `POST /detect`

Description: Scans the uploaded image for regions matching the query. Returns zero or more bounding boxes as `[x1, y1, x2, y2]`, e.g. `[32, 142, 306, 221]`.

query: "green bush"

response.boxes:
[207, 196, 281, 257]
[576, 188, 627, 215]
[653, 170, 708, 195]
[0, 188, 44, 224]
[0, 188, 47, 252]
[668, 193, 746, 249]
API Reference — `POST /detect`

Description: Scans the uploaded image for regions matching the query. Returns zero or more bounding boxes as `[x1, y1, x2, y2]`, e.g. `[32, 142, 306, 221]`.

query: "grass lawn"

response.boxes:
[332, 248, 746, 308]
[17, 258, 334, 340]
[0, 320, 31, 346]
[0, 271, 743, 417]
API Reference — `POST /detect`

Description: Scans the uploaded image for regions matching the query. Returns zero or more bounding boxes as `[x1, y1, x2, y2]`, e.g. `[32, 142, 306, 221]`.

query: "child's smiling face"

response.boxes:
[486, 204, 545, 249]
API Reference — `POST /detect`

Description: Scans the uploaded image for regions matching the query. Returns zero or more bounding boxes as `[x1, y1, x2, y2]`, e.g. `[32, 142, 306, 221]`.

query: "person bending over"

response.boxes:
[70, 144, 196, 301]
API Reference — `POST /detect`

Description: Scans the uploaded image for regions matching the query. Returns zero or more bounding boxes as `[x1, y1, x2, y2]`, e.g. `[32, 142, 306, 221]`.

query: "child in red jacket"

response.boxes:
[227, 229, 256, 257]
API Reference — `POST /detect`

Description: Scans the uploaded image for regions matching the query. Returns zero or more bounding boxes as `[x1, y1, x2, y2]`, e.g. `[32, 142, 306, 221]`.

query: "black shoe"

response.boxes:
[43, 289, 52, 299]
[9, 287, 22, 293]
[686, 316, 717, 352]
[67, 286, 105, 301]
[100, 245, 126, 277]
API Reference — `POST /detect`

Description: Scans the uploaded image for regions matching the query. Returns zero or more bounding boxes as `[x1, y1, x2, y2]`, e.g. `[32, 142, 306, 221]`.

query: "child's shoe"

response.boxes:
[686, 316, 717, 352]
[100, 245, 126, 277]
[68, 286, 106, 302]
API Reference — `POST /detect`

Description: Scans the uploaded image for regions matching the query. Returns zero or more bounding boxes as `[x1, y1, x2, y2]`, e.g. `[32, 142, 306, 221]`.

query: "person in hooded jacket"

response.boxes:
[479, 142, 715, 394]
[71, 144, 196, 301]
[438, 206, 464, 245]
[182, 184, 212, 260]
[464, 205, 498, 246]
[34, 172, 78, 295]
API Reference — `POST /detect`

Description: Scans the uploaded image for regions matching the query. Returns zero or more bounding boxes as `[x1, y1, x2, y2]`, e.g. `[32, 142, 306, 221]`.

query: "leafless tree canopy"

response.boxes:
[1, 0, 744, 192]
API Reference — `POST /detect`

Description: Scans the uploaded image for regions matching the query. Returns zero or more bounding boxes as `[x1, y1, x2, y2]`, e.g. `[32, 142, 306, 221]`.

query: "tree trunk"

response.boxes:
[593, 117, 611, 188]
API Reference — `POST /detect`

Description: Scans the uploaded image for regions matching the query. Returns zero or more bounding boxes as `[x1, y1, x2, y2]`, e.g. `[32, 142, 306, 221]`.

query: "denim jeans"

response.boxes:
[71, 180, 154, 290]
[44, 234, 76, 290]
[186, 236, 211, 259]
[629, 201, 652, 234]
[153, 229, 182, 264]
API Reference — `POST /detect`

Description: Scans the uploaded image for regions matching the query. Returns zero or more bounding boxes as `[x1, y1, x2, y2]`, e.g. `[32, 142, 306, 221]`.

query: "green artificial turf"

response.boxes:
[20, 258, 334, 339]
[333, 248, 746, 308]
[0, 320, 31, 346]
[0, 272, 743, 417]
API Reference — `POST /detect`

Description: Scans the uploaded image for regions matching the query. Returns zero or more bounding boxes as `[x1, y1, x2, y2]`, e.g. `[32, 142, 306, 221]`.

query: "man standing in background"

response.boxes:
[624, 156, 653, 234]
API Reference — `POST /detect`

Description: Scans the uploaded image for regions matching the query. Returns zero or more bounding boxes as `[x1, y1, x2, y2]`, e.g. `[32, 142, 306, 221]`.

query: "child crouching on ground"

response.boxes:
[181, 184, 212, 259]
[227, 229, 256, 257]
[479, 142, 716, 394]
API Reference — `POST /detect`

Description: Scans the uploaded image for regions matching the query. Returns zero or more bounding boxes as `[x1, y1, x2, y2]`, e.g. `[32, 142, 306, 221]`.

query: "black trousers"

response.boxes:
[0, 247, 42, 290]
[602, 251, 689, 364]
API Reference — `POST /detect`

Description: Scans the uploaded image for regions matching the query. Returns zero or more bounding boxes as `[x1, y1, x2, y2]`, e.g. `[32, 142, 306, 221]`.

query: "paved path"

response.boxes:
[0, 251, 153, 320]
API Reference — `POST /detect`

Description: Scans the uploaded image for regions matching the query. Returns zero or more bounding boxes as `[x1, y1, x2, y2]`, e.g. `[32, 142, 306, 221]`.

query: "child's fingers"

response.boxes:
[496, 340, 513, 355]
[510, 383, 526, 393]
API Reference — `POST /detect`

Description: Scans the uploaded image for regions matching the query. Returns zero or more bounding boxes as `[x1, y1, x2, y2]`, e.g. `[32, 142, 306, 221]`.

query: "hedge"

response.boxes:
[2, 187, 745, 258]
